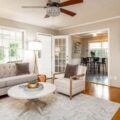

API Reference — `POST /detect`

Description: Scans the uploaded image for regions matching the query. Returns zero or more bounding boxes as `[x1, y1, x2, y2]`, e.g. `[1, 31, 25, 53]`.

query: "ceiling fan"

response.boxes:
[22, 0, 83, 18]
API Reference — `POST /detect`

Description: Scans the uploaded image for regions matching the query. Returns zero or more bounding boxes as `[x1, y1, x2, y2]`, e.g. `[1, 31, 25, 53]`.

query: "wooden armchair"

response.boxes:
[52, 65, 87, 99]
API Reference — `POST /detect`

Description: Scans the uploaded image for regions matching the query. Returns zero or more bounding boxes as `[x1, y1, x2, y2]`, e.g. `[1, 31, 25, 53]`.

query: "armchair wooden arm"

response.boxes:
[53, 72, 65, 76]
[71, 74, 85, 80]
[69, 74, 85, 100]
[52, 72, 65, 84]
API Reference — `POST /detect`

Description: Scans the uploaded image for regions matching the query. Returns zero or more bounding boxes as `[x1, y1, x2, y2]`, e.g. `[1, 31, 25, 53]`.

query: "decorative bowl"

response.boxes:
[27, 81, 40, 89]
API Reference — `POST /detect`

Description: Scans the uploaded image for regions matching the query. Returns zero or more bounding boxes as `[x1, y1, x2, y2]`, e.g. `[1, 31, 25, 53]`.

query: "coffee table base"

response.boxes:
[19, 99, 47, 117]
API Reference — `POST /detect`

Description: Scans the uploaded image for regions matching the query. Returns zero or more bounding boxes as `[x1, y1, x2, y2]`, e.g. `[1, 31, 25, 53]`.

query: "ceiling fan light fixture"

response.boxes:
[52, 0, 60, 3]
[47, 7, 60, 17]
[22, 0, 84, 17]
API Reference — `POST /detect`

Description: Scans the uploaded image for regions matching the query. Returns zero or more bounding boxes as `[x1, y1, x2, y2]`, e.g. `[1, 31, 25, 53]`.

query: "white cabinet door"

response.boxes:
[52, 35, 72, 73]
[37, 34, 52, 78]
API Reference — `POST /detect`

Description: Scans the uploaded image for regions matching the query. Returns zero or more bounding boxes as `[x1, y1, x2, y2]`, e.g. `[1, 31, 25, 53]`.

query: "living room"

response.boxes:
[0, 0, 120, 120]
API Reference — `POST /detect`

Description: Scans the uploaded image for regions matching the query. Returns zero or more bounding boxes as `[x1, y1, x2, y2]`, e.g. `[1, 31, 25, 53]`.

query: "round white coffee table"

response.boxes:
[8, 82, 56, 116]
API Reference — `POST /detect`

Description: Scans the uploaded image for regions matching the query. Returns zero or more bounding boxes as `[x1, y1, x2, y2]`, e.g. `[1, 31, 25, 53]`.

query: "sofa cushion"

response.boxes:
[3, 74, 37, 87]
[16, 63, 30, 75]
[64, 64, 78, 78]
[0, 79, 6, 88]
[0, 87, 10, 96]
[0, 63, 16, 78]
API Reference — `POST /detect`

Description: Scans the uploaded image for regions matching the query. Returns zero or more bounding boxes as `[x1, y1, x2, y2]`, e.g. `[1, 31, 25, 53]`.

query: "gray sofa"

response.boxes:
[0, 63, 37, 96]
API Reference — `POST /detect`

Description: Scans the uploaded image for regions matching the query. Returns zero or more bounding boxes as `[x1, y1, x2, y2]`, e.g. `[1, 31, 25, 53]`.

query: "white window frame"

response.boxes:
[88, 41, 108, 58]
[0, 26, 24, 63]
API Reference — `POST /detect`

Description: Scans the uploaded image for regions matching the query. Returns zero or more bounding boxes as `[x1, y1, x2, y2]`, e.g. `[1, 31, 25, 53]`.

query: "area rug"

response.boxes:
[0, 93, 119, 120]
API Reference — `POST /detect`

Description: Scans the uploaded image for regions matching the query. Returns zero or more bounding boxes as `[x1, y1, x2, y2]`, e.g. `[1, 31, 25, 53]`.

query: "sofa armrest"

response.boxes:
[52, 72, 65, 84]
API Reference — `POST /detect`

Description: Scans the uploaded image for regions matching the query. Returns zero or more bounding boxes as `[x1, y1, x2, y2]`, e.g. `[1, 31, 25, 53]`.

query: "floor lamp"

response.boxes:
[28, 41, 42, 73]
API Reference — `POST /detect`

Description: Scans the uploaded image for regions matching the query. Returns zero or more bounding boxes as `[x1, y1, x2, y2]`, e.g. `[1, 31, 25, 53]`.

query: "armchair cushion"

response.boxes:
[54, 78, 85, 95]
[64, 64, 78, 78]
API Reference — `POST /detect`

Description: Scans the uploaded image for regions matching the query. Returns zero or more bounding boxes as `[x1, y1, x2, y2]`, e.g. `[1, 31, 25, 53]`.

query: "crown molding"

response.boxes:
[58, 16, 120, 31]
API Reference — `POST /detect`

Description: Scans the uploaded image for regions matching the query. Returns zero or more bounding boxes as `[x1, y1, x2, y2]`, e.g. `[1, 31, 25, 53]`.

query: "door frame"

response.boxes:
[68, 28, 110, 85]
[52, 35, 72, 73]
[36, 32, 53, 77]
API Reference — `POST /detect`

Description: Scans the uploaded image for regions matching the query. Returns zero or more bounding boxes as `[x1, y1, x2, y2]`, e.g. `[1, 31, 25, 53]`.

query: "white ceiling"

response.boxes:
[0, 0, 120, 30]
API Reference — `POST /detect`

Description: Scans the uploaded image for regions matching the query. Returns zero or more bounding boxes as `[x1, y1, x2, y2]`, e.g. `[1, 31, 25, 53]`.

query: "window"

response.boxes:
[0, 28, 23, 63]
[89, 41, 108, 58]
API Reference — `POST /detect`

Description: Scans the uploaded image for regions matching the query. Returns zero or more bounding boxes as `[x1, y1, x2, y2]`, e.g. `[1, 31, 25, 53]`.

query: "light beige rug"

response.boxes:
[0, 93, 119, 120]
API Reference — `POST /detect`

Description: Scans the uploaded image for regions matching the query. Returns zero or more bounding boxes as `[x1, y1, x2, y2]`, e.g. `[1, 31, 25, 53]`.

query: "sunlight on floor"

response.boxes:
[94, 84, 109, 100]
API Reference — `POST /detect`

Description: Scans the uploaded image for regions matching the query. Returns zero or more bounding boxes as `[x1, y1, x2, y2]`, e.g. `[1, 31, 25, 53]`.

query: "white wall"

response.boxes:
[37, 34, 52, 78]
[0, 17, 57, 73]
[71, 58, 81, 65]
[58, 18, 120, 88]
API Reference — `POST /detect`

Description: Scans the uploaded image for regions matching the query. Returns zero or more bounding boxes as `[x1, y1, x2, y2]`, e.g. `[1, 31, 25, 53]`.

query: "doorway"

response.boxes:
[71, 29, 109, 85]
[37, 33, 52, 78]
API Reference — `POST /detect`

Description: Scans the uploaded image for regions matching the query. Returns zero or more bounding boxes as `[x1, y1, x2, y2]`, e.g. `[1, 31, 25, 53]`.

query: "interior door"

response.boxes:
[37, 34, 52, 78]
[52, 35, 71, 73]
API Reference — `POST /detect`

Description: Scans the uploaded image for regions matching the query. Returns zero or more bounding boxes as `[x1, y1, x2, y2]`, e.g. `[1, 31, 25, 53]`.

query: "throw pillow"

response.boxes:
[16, 63, 30, 75]
[64, 64, 78, 78]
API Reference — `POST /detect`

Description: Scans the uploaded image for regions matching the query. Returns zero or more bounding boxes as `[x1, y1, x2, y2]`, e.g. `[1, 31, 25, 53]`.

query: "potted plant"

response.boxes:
[90, 51, 95, 57]
[27, 80, 39, 89]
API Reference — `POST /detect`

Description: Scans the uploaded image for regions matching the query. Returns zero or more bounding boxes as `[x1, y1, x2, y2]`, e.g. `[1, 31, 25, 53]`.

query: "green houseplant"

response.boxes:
[90, 51, 95, 57]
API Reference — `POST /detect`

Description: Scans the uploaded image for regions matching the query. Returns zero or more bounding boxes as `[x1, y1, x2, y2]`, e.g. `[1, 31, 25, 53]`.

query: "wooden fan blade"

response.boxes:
[60, 8, 76, 16]
[22, 6, 47, 8]
[60, 0, 83, 7]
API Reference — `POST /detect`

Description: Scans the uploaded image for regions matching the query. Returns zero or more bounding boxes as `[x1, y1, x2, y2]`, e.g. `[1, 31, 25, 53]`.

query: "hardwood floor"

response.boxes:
[84, 82, 120, 120]
[0, 82, 120, 119]
[84, 82, 120, 103]
[112, 108, 120, 120]
[86, 73, 109, 85]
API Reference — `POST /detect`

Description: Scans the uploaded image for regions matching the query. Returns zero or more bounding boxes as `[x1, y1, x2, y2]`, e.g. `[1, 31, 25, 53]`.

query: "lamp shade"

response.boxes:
[28, 41, 42, 51]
